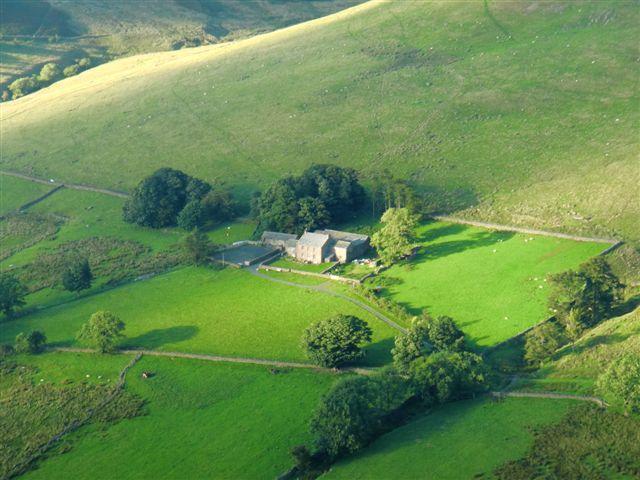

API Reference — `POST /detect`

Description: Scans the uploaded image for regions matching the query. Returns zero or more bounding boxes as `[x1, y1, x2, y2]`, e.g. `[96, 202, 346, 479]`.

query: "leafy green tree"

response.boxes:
[310, 376, 384, 457]
[597, 354, 640, 415]
[426, 315, 465, 352]
[77, 311, 125, 353]
[184, 228, 213, 265]
[8, 76, 38, 99]
[302, 314, 372, 368]
[524, 321, 565, 366]
[549, 257, 623, 329]
[38, 62, 61, 82]
[62, 258, 93, 293]
[63, 64, 80, 77]
[123, 168, 212, 228]
[297, 196, 330, 232]
[15, 330, 47, 354]
[0, 273, 27, 316]
[201, 188, 237, 223]
[392, 316, 431, 373]
[408, 351, 486, 404]
[177, 200, 205, 230]
[371, 207, 419, 264]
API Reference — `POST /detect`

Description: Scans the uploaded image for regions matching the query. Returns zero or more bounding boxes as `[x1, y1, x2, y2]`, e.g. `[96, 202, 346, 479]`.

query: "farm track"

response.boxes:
[50, 347, 375, 376]
[249, 264, 407, 334]
[0, 170, 129, 198]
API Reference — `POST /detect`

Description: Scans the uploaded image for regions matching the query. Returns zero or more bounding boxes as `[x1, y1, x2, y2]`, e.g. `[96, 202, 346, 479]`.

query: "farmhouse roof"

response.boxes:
[315, 229, 369, 243]
[298, 231, 329, 248]
[261, 231, 298, 242]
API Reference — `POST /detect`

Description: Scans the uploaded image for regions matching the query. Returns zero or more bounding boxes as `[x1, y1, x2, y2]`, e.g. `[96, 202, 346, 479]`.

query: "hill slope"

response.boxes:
[2, 0, 638, 240]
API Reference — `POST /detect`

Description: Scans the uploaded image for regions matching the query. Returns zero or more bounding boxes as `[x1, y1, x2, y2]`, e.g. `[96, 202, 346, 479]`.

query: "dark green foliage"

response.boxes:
[408, 351, 486, 404]
[62, 258, 93, 293]
[253, 164, 365, 234]
[0, 344, 15, 357]
[122, 168, 212, 228]
[524, 321, 566, 366]
[369, 170, 420, 216]
[14, 331, 47, 354]
[549, 257, 624, 330]
[183, 229, 214, 265]
[0, 273, 27, 316]
[597, 354, 640, 414]
[177, 200, 206, 230]
[425, 315, 465, 352]
[77, 311, 125, 353]
[494, 405, 640, 480]
[392, 317, 430, 373]
[200, 189, 237, 223]
[302, 314, 372, 368]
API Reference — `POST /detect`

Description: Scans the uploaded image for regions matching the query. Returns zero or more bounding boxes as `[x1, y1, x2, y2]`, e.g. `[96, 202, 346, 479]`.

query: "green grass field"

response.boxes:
[269, 256, 335, 273]
[324, 397, 574, 480]
[2, 1, 638, 241]
[376, 221, 605, 347]
[11, 353, 337, 480]
[0, 175, 54, 215]
[1, 267, 397, 365]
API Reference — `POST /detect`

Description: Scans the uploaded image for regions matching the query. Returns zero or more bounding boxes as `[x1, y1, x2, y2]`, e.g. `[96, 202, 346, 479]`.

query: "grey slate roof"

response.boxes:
[298, 232, 329, 248]
[262, 231, 298, 242]
[315, 229, 369, 243]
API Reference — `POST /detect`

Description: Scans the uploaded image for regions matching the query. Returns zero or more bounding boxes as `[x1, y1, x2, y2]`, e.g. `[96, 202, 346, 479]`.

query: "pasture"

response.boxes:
[0, 175, 53, 215]
[11, 353, 337, 480]
[2, 1, 638, 241]
[375, 221, 605, 347]
[269, 256, 335, 273]
[1, 267, 397, 365]
[324, 397, 574, 480]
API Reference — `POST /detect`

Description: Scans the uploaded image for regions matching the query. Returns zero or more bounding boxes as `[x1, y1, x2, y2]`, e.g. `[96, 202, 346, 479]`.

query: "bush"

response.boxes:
[14, 331, 47, 354]
[63, 64, 80, 77]
[597, 354, 640, 414]
[302, 314, 372, 368]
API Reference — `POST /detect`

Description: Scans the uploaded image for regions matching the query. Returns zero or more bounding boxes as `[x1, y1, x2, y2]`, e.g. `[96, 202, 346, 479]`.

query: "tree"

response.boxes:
[597, 354, 640, 414]
[62, 259, 93, 293]
[201, 188, 237, 223]
[524, 321, 565, 366]
[549, 257, 623, 330]
[297, 196, 330, 232]
[302, 315, 372, 368]
[184, 228, 213, 265]
[371, 208, 419, 264]
[8, 76, 38, 99]
[123, 168, 212, 228]
[392, 317, 431, 373]
[0, 273, 27, 316]
[38, 62, 61, 83]
[77, 311, 125, 353]
[426, 315, 465, 352]
[408, 351, 486, 404]
[177, 200, 205, 230]
[310, 376, 384, 457]
[63, 64, 80, 77]
[15, 330, 47, 354]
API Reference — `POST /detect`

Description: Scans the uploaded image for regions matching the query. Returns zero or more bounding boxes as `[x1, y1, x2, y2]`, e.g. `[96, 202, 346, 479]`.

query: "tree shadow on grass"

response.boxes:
[123, 326, 199, 350]
[416, 222, 468, 243]
[414, 230, 515, 263]
[359, 337, 395, 368]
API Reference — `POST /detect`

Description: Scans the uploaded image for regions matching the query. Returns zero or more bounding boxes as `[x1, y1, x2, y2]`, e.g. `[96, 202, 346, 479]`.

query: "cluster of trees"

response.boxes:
[371, 207, 420, 265]
[302, 315, 372, 368]
[252, 164, 365, 234]
[524, 258, 624, 366]
[369, 170, 421, 217]
[123, 168, 236, 230]
[294, 313, 485, 474]
[3, 58, 91, 101]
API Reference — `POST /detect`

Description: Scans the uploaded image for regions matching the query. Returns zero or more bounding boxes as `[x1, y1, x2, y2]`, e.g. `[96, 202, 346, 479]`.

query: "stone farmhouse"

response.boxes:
[262, 229, 370, 264]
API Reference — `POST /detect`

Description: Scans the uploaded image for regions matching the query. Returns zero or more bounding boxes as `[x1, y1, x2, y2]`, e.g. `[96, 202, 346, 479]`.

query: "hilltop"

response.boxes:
[2, 0, 638, 241]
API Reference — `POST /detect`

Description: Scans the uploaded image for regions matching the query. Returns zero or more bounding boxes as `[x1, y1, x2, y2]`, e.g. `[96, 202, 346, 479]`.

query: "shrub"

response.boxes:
[302, 314, 372, 368]
[14, 331, 47, 354]
[597, 354, 640, 414]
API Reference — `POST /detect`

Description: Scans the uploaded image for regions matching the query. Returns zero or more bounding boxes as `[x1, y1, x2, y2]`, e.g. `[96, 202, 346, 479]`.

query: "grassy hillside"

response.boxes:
[12, 353, 336, 480]
[0, 0, 359, 85]
[2, 0, 638, 241]
[324, 397, 574, 480]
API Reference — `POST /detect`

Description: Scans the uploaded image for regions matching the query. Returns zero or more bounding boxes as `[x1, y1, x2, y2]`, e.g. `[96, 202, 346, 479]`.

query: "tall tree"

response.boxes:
[184, 229, 213, 265]
[392, 316, 431, 373]
[62, 259, 93, 293]
[77, 311, 125, 353]
[371, 207, 419, 264]
[426, 315, 465, 352]
[0, 273, 27, 316]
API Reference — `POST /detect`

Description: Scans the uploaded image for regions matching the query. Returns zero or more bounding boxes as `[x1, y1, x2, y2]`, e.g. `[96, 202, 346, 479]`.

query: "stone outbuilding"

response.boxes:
[296, 232, 330, 264]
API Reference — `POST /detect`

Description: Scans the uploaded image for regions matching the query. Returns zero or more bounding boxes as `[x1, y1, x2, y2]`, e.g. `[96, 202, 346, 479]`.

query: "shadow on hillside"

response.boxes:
[414, 230, 515, 263]
[124, 326, 199, 350]
[416, 222, 468, 243]
[360, 337, 395, 368]
[612, 294, 640, 317]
